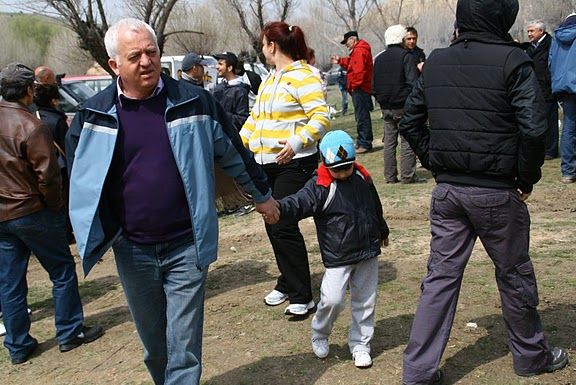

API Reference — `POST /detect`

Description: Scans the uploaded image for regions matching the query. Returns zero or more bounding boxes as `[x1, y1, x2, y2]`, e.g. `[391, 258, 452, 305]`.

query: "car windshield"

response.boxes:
[63, 82, 97, 101]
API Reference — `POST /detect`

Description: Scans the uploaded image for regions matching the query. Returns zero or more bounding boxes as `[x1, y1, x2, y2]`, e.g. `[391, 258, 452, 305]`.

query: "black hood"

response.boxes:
[456, 0, 518, 39]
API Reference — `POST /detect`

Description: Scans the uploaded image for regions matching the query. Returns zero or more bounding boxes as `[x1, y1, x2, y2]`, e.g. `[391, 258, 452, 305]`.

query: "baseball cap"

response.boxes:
[213, 52, 239, 68]
[181, 53, 203, 72]
[0, 63, 35, 88]
[340, 31, 359, 44]
[319, 130, 356, 168]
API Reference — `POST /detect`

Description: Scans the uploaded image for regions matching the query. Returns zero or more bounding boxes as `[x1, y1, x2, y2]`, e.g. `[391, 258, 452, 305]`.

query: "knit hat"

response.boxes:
[181, 53, 203, 72]
[0, 63, 35, 88]
[319, 130, 356, 168]
[385, 24, 407, 46]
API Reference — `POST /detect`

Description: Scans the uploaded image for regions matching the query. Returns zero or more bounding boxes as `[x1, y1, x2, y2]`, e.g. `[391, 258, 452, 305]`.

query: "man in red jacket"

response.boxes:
[331, 31, 374, 152]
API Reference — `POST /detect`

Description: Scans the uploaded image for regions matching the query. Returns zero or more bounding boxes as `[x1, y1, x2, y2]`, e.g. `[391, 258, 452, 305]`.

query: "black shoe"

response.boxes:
[59, 325, 104, 352]
[430, 369, 444, 385]
[402, 369, 443, 385]
[386, 178, 400, 184]
[518, 347, 568, 376]
[233, 205, 256, 217]
[11, 338, 38, 365]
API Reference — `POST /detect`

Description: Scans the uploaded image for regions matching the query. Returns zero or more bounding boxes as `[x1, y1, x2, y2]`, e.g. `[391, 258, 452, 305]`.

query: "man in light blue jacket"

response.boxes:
[549, 13, 576, 184]
[65, 18, 278, 385]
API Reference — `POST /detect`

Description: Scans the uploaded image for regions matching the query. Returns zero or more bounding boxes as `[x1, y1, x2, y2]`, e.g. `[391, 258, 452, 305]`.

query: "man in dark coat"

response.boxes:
[373, 24, 423, 184]
[522, 20, 558, 159]
[404, 27, 426, 65]
[398, 1, 568, 384]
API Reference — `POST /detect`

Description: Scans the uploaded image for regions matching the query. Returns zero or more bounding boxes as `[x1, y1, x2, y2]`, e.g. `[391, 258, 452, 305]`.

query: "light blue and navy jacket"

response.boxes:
[65, 74, 271, 275]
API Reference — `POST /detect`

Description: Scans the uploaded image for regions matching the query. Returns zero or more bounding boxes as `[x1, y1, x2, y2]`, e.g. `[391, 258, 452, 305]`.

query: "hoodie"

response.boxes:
[240, 60, 330, 165]
[338, 40, 373, 94]
[549, 17, 576, 95]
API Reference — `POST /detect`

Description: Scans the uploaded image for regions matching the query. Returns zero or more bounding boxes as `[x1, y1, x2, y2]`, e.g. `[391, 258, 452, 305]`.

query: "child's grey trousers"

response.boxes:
[311, 256, 379, 354]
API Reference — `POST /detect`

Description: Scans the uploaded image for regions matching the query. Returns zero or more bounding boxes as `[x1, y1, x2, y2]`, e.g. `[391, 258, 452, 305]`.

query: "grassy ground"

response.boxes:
[1, 85, 576, 385]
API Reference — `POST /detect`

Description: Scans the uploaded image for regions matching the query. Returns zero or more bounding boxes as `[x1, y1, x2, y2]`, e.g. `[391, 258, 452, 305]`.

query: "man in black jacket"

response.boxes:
[399, 1, 568, 384]
[213, 51, 250, 131]
[404, 27, 426, 65]
[373, 24, 422, 184]
[522, 20, 558, 159]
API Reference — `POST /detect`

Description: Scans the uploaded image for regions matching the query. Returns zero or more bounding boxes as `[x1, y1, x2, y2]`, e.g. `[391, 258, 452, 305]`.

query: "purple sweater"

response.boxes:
[107, 91, 193, 244]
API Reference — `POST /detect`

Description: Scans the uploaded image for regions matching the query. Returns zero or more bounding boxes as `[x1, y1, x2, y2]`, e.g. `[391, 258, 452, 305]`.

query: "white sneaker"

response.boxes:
[0, 322, 5, 337]
[284, 300, 315, 315]
[353, 350, 372, 368]
[264, 290, 288, 306]
[311, 337, 329, 358]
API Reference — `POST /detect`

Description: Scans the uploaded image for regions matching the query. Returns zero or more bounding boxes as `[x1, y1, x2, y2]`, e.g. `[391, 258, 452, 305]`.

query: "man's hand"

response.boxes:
[275, 140, 295, 165]
[381, 238, 389, 247]
[330, 55, 340, 64]
[518, 190, 531, 202]
[256, 197, 280, 224]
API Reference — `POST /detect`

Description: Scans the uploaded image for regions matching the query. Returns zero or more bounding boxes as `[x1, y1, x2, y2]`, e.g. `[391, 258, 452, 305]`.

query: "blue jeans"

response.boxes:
[112, 233, 207, 385]
[351, 89, 374, 149]
[0, 209, 83, 361]
[340, 88, 348, 114]
[560, 95, 576, 177]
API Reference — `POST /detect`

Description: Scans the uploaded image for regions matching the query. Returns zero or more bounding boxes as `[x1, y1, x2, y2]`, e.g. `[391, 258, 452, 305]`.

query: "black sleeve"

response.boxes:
[278, 178, 324, 222]
[506, 61, 546, 193]
[369, 182, 389, 240]
[403, 54, 419, 86]
[398, 76, 430, 169]
[65, 110, 83, 178]
[230, 87, 250, 131]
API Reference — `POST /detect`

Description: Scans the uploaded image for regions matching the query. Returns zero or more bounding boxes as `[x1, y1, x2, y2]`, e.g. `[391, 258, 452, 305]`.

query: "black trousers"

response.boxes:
[263, 154, 318, 304]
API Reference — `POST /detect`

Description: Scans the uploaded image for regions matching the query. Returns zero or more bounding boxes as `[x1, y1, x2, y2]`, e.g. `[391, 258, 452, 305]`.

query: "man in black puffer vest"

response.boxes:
[399, 1, 568, 384]
[373, 24, 421, 184]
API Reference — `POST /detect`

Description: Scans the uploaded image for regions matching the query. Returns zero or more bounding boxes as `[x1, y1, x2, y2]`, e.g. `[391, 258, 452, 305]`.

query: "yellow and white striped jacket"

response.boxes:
[240, 60, 330, 165]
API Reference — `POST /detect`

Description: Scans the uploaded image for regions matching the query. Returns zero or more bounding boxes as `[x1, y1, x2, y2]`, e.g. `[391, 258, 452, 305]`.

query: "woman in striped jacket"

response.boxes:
[240, 21, 330, 316]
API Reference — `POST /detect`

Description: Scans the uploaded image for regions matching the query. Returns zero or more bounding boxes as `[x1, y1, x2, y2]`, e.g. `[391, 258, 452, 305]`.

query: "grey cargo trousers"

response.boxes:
[402, 183, 552, 384]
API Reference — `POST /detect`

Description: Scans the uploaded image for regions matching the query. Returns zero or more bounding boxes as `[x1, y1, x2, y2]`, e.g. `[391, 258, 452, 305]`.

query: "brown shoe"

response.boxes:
[561, 176, 576, 184]
[356, 147, 370, 154]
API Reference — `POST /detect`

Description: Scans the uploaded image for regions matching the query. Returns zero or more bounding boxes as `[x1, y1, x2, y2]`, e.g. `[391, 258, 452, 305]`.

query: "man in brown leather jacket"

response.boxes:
[0, 63, 103, 365]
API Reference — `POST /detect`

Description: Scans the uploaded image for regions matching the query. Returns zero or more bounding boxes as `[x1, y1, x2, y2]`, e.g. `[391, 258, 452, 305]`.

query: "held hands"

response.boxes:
[330, 55, 340, 64]
[275, 140, 295, 165]
[256, 197, 280, 224]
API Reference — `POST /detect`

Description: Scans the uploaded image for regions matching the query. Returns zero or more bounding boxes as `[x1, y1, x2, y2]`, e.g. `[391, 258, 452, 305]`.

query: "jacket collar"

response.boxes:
[0, 99, 32, 112]
[316, 163, 372, 188]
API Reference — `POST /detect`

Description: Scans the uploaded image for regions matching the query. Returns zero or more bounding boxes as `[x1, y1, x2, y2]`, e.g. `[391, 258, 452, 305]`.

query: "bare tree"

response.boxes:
[3, 0, 197, 76]
[324, 0, 374, 31]
[223, 0, 299, 64]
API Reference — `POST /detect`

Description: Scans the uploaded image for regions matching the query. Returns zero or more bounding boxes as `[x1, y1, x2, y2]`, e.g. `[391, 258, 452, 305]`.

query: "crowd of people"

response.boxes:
[1, 0, 576, 384]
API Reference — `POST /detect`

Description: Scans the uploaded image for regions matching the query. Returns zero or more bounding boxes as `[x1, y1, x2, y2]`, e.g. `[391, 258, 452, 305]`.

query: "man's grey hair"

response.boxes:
[527, 19, 546, 32]
[104, 18, 159, 62]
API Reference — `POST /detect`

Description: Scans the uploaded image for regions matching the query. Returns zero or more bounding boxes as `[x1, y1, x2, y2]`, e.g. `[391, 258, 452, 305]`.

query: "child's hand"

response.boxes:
[381, 238, 389, 247]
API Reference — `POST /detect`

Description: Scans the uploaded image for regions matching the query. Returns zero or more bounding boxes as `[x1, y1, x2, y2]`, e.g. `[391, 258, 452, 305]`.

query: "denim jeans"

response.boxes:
[112, 233, 207, 385]
[351, 89, 374, 149]
[0, 209, 84, 361]
[560, 95, 576, 177]
[340, 88, 348, 115]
